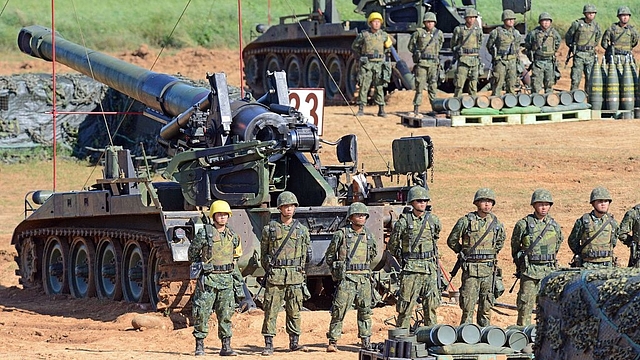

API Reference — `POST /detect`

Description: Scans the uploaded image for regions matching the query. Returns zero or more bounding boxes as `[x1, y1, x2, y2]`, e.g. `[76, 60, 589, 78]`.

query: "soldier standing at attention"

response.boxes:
[601, 7, 639, 63]
[352, 12, 393, 118]
[565, 4, 602, 91]
[447, 188, 505, 326]
[189, 200, 241, 356]
[511, 189, 563, 326]
[408, 12, 443, 115]
[486, 10, 521, 96]
[388, 186, 442, 328]
[523, 13, 562, 93]
[568, 187, 619, 268]
[619, 203, 640, 267]
[260, 191, 312, 356]
[452, 8, 483, 97]
[325, 202, 377, 352]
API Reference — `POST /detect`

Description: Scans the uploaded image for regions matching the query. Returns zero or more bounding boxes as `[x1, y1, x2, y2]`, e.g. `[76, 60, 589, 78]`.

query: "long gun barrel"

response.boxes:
[17, 25, 210, 140]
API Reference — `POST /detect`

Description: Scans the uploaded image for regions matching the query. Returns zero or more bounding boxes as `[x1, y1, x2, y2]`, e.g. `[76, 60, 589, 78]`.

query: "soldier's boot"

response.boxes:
[219, 337, 238, 356]
[356, 104, 364, 116]
[195, 338, 205, 356]
[289, 334, 308, 352]
[261, 336, 274, 356]
[377, 105, 387, 118]
[327, 340, 338, 352]
[413, 105, 420, 116]
[361, 337, 372, 350]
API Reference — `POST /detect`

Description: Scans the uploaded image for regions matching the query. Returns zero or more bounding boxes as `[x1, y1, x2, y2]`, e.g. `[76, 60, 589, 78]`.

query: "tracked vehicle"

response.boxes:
[12, 25, 434, 312]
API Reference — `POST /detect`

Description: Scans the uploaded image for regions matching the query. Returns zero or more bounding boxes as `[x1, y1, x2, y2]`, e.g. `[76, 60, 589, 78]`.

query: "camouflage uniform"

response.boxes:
[619, 204, 640, 267]
[511, 214, 562, 326]
[486, 12, 522, 96]
[352, 28, 391, 108]
[565, 11, 602, 90]
[452, 13, 483, 97]
[388, 210, 442, 328]
[408, 14, 443, 110]
[601, 14, 639, 62]
[188, 216, 240, 341]
[568, 211, 619, 268]
[447, 211, 505, 326]
[325, 226, 377, 343]
[260, 219, 311, 337]
[523, 15, 562, 93]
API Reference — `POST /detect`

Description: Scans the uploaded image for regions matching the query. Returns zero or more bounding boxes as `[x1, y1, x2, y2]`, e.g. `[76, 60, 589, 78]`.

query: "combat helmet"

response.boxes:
[368, 12, 384, 24]
[583, 4, 597, 13]
[209, 200, 233, 217]
[539, 12, 553, 22]
[464, 8, 479, 18]
[501, 9, 516, 21]
[407, 186, 430, 203]
[590, 186, 612, 203]
[530, 188, 554, 205]
[473, 188, 496, 204]
[348, 202, 369, 218]
[423, 12, 437, 23]
[617, 6, 631, 16]
[277, 191, 299, 207]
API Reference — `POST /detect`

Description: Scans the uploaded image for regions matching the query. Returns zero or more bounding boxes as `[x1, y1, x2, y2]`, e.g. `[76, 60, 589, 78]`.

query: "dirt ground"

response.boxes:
[1, 45, 640, 359]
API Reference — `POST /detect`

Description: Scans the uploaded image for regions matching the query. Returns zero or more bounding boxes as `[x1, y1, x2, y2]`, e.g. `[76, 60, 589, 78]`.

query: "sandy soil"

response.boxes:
[1, 45, 640, 358]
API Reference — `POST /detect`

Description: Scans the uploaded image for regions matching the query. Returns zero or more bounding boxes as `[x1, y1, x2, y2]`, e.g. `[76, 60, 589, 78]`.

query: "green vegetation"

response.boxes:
[0, 0, 637, 53]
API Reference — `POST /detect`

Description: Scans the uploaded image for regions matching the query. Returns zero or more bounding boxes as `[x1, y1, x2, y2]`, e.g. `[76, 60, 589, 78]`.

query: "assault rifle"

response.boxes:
[190, 262, 207, 292]
[565, 44, 575, 68]
[629, 239, 639, 267]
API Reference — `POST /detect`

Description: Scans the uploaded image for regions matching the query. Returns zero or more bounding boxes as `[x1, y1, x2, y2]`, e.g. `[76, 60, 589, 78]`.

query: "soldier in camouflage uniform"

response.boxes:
[619, 204, 640, 267]
[523, 13, 562, 93]
[486, 10, 521, 96]
[352, 12, 393, 118]
[511, 189, 563, 326]
[601, 6, 639, 63]
[408, 12, 443, 115]
[189, 200, 241, 356]
[388, 186, 442, 328]
[447, 188, 505, 326]
[568, 187, 619, 268]
[325, 202, 377, 352]
[565, 4, 602, 91]
[452, 8, 484, 97]
[260, 191, 312, 356]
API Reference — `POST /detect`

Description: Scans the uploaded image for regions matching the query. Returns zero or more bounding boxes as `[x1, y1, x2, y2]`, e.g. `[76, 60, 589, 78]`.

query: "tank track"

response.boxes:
[14, 227, 194, 313]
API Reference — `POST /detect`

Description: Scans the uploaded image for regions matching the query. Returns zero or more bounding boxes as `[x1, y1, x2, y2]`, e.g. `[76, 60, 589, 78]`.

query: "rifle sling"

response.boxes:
[345, 231, 366, 270]
[462, 215, 498, 259]
[421, 29, 439, 53]
[458, 26, 476, 51]
[524, 220, 554, 257]
[268, 220, 300, 268]
[577, 216, 615, 255]
[409, 214, 431, 254]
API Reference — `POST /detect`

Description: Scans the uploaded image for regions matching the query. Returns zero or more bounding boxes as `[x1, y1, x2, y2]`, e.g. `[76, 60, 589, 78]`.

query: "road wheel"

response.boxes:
[303, 54, 324, 88]
[284, 54, 303, 88]
[42, 236, 69, 295]
[325, 54, 346, 100]
[69, 237, 96, 298]
[95, 237, 123, 300]
[122, 240, 150, 303]
[345, 55, 359, 102]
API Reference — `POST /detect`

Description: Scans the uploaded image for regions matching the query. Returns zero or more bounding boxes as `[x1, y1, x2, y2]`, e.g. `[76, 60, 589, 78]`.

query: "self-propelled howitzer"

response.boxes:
[13, 25, 434, 312]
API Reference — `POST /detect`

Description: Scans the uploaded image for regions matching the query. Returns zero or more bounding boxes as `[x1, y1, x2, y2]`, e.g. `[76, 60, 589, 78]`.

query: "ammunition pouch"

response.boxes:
[202, 263, 234, 273]
[528, 253, 556, 263]
[272, 258, 302, 267]
[331, 260, 346, 282]
[576, 45, 595, 52]
[570, 254, 583, 268]
[402, 250, 435, 260]
[583, 250, 612, 260]
[381, 61, 392, 84]
[493, 266, 505, 299]
[359, 56, 369, 65]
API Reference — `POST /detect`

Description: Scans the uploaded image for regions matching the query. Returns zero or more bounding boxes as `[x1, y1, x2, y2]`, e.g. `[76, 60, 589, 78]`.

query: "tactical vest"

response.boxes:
[268, 220, 305, 267]
[457, 25, 482, 54]
[533, 28, 556, 58]
[573, 19, 598, 48]
[580, 213, 614, 259]
[417, 28, 441, 59]
[462, 212, 497, 261]
[609, 23, 635, 52]
[361, 30, 387, 60]
[523, 215, 560, 263]
[203, 223, 235, 272]
[401, 213, 435, 259]
[337, 227, 372, 271]
[494, 27, 518, 55]
[632, 205, 640, 238]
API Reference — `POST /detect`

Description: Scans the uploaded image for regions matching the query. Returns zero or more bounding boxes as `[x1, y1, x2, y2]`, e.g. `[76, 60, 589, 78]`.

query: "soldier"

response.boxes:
[452, 8, 483, 97]
[486, 10, 521, 96]
[523, 13, 562, 93]
[447, 188, 505, 326]
[260, 191, 312, 356]
[619, 203, 640, 267]
[352, 12, 393, 118]
[565, 4, 602, 91]
[388, 186, 442, 328]
[510, 189, 563, 326]
[601, 6, 639, 63]
[325, 202, 377, 352]
[188, 200, 241, 356]
[408, 11, 444, 115]
[568, 187, 619, 268]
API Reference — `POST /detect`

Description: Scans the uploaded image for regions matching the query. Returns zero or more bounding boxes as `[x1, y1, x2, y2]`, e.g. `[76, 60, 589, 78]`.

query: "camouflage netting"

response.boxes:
[536, 268, 640, 360]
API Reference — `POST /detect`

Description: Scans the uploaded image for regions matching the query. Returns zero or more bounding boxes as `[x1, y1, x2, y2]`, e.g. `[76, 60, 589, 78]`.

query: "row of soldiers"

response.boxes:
[187, 187, 640, 356]
[351, 5, 639, 116]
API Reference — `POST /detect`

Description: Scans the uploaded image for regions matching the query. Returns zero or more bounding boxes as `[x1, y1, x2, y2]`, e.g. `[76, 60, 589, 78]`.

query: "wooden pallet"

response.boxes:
[521, 109, 591, 124]
[591, 109, 634, 120]
[450, 114, 521, 126]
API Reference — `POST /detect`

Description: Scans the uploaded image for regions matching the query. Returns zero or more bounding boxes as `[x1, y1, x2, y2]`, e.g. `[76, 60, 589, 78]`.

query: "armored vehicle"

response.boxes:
[243, 0, 532, 103]
[12, 25, 434, 312]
